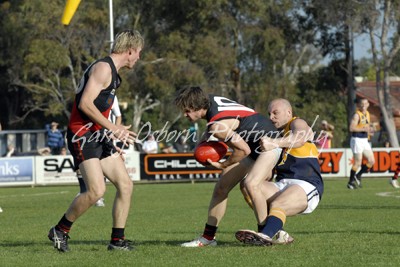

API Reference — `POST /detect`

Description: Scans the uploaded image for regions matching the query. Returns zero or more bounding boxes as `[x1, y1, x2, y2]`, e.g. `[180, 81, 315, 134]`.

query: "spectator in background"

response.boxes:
[315, 120, 334, 149]
[142, 134, 158, 153]
[161, 143, 177, 153]
[60, 147, 68, 156]
[3, 144, 17, 157]
[384, 140, 390, 148]
[45, 122, 64, 155]
[37, 147, 51, 156]
[174, 136, 189, 152]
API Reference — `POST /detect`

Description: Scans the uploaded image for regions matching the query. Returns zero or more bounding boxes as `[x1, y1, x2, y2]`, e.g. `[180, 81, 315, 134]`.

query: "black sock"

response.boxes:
[111, 228, 125, 241]
[257, 224, 264, 232]
[357, 164, 369, 178]
[202, 223, 218, 240]
[56, 214, 73, 233]
[349, 169, 356, 183]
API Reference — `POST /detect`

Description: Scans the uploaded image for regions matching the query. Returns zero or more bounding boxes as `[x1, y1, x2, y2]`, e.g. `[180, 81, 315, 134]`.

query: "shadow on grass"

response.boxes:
[293, 230, 400, 235]
[135, 240, 244, 247]
[319, 205, 399, 210]
[0, 239, 244, 249]
[0, 239, 106, 248]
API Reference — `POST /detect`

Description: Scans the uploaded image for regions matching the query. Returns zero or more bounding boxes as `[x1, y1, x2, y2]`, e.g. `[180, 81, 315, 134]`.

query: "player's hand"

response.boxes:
[260, 136, 279, 151]
[207, 159, 225, 169]
[111, 125, 137, 145]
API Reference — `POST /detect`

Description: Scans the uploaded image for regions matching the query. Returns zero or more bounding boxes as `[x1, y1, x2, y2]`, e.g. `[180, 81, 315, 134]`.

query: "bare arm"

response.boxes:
[78, 62, 135, 143]
[207, 118, 251, 169]
[261, 118, 313, 150]
[115, 116, 122, 126]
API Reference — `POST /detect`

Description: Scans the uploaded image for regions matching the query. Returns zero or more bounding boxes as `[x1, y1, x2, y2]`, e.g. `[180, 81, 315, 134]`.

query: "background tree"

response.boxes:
[301, 0, 368, 140]
[0, 0, 110, 129]
[363, 0, 400, 147]
[1, 0, 398, 149]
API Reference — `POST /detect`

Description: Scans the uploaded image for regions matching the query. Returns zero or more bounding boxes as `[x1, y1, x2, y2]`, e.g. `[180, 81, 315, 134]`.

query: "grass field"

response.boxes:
[0, 178, 399, 267]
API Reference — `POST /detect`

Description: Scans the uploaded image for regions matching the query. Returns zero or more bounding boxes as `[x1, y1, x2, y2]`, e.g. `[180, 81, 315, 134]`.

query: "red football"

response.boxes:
[194, 141, 228, 165]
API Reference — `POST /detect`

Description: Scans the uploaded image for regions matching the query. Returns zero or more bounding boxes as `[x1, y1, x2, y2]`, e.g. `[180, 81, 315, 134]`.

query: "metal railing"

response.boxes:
[0, 129, 52, 156]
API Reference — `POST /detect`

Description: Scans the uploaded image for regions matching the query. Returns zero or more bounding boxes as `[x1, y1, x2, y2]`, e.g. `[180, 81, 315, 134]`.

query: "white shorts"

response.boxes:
[350, 137, 372, 154]
[273, 179, 320, 214]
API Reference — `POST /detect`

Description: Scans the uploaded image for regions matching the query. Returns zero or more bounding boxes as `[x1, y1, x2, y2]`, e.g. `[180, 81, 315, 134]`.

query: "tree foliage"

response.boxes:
[0, 0, 398, 147]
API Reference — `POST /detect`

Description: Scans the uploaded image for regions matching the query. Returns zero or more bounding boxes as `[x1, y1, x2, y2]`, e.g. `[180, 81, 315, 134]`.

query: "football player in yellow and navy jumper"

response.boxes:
[347, 98, 375, 189]
[236, 98, 323, 246]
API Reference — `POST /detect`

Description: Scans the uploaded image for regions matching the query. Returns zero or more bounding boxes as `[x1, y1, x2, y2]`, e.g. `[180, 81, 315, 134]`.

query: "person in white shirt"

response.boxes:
[142, 134, 158, 153]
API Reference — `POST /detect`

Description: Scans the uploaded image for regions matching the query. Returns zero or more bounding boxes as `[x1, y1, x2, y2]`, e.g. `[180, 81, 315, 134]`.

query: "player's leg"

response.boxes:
[349, 153, 363, 188]
[181, 157, 253, 247]
[76, 169, 105, 206]
[237, 181, 318, 246]
[101, 152, 134, 251]
[240, 179, 279, 229]
[66, 158, 107, 220]
[48, 158, 105, 252]
[207, 157, 253, 225]
[348, 137, 362, 189]
[242, 150, 280, 226]
[390, 162, 400, 188]
[356, 145, 375, 183]
[257, 184, 309, 241]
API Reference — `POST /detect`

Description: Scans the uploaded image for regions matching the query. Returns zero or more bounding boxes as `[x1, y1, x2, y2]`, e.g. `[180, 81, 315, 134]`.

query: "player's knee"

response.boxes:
[116, 178, 133, 195]
[243, 178, 258, 194]
[213, 183, 230, 198]
[86, 188, 105, 203]
[368, 158, 375, 166]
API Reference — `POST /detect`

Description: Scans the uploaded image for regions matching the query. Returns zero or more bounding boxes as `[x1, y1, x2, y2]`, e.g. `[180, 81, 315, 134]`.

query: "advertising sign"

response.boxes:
[124, 149, 141, 181]
[318, 149, 348, 177]
[140, 153, 223, 180]
[35, 155, 78, 185]
[0, 157, 34, 186]
[319, 148, 399, 178]
[363, 148, 399, 177]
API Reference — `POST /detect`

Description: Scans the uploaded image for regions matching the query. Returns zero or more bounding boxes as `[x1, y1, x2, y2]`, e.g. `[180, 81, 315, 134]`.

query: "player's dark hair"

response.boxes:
[174, 86, 210, 111]
[355, 97, 367, 104]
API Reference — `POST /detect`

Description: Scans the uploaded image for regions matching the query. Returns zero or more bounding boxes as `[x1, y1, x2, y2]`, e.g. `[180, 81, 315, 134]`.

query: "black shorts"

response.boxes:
[67, 129, 116, 171]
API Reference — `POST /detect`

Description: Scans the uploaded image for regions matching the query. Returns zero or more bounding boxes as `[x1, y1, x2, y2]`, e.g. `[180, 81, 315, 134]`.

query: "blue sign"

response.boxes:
[0, 157, 34, 183]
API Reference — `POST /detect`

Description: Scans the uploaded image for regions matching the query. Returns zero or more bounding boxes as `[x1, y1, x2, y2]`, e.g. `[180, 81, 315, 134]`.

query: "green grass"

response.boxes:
[0, 179, 399, 267]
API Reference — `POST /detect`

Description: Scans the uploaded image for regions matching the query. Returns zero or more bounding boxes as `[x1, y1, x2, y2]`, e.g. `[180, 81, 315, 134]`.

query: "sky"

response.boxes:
[354, 34, 372, 60]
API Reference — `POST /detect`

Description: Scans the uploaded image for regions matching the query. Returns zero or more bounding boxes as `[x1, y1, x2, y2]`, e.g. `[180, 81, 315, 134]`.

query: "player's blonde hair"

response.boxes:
[111, 30, 144, 54]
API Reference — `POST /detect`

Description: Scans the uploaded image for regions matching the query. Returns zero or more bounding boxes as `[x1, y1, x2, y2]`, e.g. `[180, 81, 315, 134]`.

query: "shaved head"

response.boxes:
[268, 98, 292, 112]
[268, 98, 293, 129]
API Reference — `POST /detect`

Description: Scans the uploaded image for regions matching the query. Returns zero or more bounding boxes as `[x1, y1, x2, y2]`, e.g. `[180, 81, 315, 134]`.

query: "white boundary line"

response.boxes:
[0, 191, 70, 199]
[375, 191, 400, 199]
